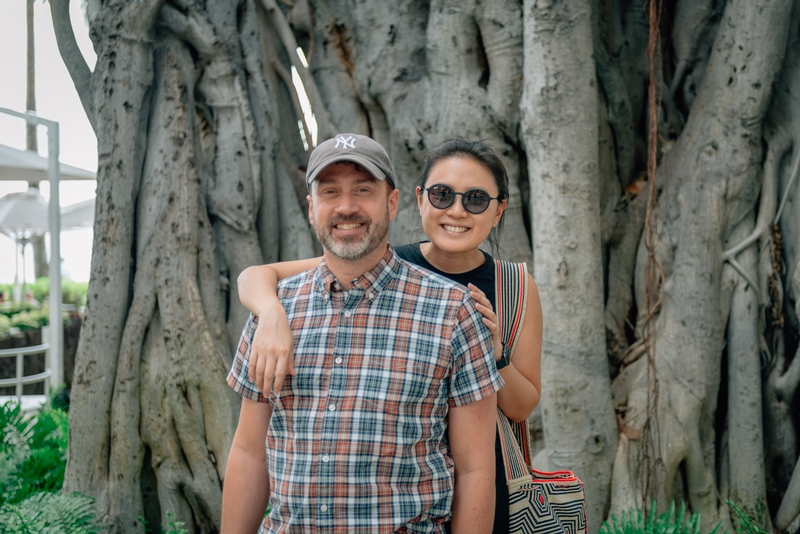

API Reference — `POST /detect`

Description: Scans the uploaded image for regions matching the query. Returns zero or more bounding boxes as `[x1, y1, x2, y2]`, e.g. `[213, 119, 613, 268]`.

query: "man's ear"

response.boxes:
[307, 194, 315, 226]
[388, 187, 400, 222]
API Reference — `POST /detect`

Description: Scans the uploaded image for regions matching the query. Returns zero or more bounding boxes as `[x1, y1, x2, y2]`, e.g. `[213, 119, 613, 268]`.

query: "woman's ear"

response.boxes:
[416, 186, 424, 209]
[494, 199, 508, 226]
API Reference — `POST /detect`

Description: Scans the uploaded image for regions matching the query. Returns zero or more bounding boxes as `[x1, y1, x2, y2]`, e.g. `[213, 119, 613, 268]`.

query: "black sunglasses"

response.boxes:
[423, 184, 503, 214]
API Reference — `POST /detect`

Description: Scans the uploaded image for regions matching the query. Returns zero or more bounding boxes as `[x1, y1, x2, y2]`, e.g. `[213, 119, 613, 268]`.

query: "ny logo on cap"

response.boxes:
[334, 135, 357, 149]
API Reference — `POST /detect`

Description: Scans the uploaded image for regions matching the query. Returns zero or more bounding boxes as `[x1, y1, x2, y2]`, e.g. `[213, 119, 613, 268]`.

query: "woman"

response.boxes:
[238, 138, 542, 532]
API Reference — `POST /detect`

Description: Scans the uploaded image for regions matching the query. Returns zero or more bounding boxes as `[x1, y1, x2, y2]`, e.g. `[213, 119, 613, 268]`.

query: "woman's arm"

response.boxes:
[469, 274, 542, 422]
[496, 274, 542, 422]
[238, 258, 322, 314]
[237, 258, 322, 394]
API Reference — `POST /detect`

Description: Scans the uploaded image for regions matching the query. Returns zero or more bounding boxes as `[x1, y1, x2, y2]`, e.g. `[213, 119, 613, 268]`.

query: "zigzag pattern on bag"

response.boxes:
[508, 477, 587, 534]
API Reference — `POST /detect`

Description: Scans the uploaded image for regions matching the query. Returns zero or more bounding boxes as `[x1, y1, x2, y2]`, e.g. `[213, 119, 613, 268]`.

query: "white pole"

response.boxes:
[13, 237, 21, 302]
[47, 122, 63, 389]
[0, 107, 64, 391]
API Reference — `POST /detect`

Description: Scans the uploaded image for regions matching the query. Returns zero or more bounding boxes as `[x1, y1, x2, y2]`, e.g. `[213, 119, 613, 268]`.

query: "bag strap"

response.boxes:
[497, 406, 533, 484]
[495, 260, 528, 357]
[493, 260, 533, 469]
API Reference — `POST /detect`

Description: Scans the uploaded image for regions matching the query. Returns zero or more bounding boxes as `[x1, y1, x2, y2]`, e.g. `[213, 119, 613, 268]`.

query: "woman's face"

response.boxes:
[416, 156, 506, 255]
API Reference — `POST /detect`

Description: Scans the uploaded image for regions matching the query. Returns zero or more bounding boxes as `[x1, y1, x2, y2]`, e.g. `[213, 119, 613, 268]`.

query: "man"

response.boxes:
[221, 134, 502, 533]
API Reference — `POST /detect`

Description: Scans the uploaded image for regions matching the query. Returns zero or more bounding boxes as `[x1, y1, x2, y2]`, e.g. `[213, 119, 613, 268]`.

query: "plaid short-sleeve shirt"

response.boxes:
[227, 246, 503, 533]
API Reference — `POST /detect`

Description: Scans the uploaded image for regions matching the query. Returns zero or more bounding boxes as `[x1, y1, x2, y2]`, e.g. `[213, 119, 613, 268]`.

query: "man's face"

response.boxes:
[308, 162, 399, 261]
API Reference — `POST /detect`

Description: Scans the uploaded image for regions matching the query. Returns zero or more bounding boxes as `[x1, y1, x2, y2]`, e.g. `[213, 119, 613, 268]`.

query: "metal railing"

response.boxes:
[0, 326, 51, 403]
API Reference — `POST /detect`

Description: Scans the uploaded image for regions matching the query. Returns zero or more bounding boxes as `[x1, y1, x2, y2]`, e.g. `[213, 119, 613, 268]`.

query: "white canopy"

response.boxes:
[0, 188, 49, 236]
[0, 190, 94, 235]
[60, 197, 95, 229]
[0, 143, 95, 182]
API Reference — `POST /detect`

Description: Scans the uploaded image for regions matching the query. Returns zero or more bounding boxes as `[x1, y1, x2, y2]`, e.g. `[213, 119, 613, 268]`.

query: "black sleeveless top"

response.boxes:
[394, 242, 496, 306]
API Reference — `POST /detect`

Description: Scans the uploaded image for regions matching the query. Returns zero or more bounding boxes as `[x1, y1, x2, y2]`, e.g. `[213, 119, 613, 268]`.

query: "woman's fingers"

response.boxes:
[468, 284, 503, 361]
[249, 312, 296, 395]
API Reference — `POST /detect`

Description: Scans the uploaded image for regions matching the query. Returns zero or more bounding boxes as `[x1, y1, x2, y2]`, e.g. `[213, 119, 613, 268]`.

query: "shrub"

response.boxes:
[0, 315, 10, 339]
[0, 396, 69, 506]
[0, 395, 105, 533]
[30, 278, 88, 308]
[0, 492, 103, 534]
[600, 500, 723, 534]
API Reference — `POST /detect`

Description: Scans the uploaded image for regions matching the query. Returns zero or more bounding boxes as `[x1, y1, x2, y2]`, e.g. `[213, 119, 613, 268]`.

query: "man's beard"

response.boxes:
[316, 214, 389, 261]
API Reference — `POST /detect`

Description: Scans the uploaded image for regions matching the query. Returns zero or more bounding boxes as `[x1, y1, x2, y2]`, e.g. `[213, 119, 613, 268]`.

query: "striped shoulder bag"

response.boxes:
[495, 260, 588, 534]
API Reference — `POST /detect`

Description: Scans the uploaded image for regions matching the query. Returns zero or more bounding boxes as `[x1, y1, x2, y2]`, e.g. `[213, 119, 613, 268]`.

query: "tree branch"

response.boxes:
[722, 131, 791, 261]
[726, 257, 761, 304]
[259, 0, 337, 139]
[159, 4, 222, 61]
[774, 143, 800, 224]
[777, 458, 800, 530]
[48, 0, 95, 131]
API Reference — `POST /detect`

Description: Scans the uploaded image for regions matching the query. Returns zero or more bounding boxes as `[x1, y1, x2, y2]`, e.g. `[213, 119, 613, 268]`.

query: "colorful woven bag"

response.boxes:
[495, 260, 588, 534]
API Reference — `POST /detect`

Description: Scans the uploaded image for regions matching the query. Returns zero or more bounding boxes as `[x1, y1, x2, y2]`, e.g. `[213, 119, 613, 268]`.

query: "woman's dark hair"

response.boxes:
[415, 138, 509, 256]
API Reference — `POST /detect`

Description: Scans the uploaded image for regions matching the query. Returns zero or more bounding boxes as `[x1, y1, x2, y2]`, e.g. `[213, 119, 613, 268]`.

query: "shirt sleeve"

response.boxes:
[227, 313, 269, 403]
[448, 296, 504, 407]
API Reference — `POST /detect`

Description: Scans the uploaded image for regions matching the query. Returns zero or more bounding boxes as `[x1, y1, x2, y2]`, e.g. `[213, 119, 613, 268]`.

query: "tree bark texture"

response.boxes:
[51, 0, 800, 531]
[522, 1, 617, 530]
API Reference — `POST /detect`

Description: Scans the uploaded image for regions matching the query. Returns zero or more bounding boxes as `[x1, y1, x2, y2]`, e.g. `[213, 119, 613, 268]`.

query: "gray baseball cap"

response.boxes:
[306, 133, 396, 190]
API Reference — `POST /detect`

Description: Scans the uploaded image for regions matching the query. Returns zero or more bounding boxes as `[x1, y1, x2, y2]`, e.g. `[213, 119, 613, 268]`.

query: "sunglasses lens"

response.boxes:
[464, 190, 491, 213]
[428, 185, 455, 209]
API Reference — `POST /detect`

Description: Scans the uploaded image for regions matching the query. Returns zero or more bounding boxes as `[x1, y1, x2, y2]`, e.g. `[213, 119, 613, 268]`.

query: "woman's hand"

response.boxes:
[468, 283, 503, 364]
[248, 301, 296, 395]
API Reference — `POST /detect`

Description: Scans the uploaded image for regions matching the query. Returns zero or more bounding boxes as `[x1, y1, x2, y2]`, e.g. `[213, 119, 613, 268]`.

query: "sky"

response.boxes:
[0, 0, 97, 284]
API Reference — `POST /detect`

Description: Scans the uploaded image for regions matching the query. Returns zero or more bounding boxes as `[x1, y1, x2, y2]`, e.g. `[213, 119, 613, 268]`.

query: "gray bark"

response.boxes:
[611, 0, 792, 529]
[522, 1, 617, 529]
[59, 0, 164, 519]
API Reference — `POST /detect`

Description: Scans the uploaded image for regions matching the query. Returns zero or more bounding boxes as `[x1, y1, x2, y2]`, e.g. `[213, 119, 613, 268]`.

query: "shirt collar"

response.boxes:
[316, 244, 399, 297]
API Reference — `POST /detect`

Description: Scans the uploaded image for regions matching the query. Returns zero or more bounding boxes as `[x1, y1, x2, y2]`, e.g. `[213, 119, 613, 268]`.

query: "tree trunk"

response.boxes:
[25, 0, 49, 280]
[522, 2, 617, 529]
[610, 0, 792, 529]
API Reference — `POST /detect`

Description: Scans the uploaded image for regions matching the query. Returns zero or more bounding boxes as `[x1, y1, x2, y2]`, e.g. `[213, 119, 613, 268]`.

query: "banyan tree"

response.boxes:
[49, 0, 800, 531]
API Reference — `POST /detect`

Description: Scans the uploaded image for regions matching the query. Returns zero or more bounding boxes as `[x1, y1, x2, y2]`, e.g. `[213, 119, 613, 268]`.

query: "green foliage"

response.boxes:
[138, 511, 189, 534]
[8, 307, 50, 331]
[0, 282, 12, 299]
[164, 511, 189, 534]
[0, 278, 86, 341]
[726, 499, 767, 534]
[0, 315, 10, 340]
[0, 396, 104, 533]
[0, 492, 104, 534]
[600, 501, 723, 534]
[29, 278, 88, 308]
[0, 302, 38, 319]
[0, 398, 69, 506]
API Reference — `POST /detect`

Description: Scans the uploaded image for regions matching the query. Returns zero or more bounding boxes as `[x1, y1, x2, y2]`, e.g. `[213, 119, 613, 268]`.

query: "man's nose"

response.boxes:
[335, 192, 359, 214]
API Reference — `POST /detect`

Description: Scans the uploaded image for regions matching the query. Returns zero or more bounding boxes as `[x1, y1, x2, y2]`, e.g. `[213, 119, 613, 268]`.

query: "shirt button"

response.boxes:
[320, 505, 328, 512]
[328, 404, 336, 412]
[335, 357, 343, 364]
[344, 310, 352, 317]
[322, 455, 330, 463]
[368, 292, 375, 299]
